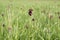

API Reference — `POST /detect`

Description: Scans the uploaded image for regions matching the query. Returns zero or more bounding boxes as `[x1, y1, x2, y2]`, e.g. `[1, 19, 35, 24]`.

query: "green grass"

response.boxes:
[0, 0, 60, 40]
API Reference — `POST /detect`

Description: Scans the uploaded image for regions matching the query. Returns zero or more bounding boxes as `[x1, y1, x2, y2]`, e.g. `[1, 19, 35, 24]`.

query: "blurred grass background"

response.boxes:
[0, 0, 60, 40]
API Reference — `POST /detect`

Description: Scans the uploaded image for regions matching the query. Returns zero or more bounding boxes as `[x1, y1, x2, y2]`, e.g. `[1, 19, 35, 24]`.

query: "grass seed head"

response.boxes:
[48, 13, 53, 19]
[8, 27, 12, 32]
[25, 25, 28, 29]
[43, 28, 51, 33]
[25, 24, 29, 29]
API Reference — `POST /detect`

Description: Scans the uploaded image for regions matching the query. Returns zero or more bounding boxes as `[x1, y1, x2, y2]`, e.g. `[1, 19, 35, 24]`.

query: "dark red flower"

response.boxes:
[28, 9, 33, 16]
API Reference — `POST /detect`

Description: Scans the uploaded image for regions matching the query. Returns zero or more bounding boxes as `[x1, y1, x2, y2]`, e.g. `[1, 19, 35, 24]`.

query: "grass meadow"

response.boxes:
[0, 0, 60, 40]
